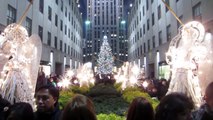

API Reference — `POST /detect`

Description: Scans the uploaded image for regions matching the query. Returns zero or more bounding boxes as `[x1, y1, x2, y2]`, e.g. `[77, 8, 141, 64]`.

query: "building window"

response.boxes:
[60, 40, 62, 51]
[65, 25, 67, 35]
[143, 6, 145, 16]
[61, 0, 63, 11]
[146, 0, 149, 10]
[158, 5, 161, 20]
[38, 26, 43, 41]
[166, 24, 171, 41]
[48, 6, 52, 21]
[72, 2, 74, 10]
[55, 14, 58, 26]
[60, 20, 63, 31]
[47, 32, 51, 46]
[65, 7, 67, 17]
[177, 15, 183, 30]
[7, 5, 16, 25]
[165, 0, 169, 12]
[147, 19, 150, 31]
[137, 32, 139, 41]
[152, 13, 155, 25]
[152, 36, 155, 48]
[68, 12, 71, 21]
[143, 42, 146, 53]
[140, 28, 142, 37]
[193, 2, 202, 21]
[159, 31, 162, 45]
[25, 17, 32, 36]
[140, 45, 143, 54]
[64, 43, 67, 53]
[143, 24, 145, 34]
[68, 29, 70, 38]
[148, 39, 150, 50]
[68, 46, 70, 55]
[39, 0, 44, 13]
[54, 36, 57, 49]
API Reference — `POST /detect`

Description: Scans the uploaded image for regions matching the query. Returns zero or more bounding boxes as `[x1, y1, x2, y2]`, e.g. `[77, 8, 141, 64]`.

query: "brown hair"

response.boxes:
[126, 97, 154, 120]
[61, 94, 97, 120]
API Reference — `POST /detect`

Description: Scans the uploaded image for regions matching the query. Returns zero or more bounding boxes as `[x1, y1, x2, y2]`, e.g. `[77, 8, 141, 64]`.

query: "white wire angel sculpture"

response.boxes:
[0, 23, 42, 108]
[166, 21, 212, 107]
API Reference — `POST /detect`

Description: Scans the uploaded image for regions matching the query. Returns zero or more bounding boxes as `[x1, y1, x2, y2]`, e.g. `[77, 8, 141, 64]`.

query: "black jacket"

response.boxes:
[34, 107, 61, 120]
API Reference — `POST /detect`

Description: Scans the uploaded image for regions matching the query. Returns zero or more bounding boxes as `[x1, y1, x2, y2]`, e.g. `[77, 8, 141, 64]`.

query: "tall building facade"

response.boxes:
[84, 0, 128, 67]
[128, 0, 213, 79]
[0, 0, 83, 75]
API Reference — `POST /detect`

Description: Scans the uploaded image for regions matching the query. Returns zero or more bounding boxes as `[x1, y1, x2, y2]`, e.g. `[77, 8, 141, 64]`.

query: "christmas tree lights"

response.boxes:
[97, 36, 114, 74]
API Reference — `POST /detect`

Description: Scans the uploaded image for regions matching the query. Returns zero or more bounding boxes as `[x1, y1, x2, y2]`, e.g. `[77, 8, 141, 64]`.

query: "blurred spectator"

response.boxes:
[34, 84, 61, 120]
[36, 71, 47, 91]
[6, 102, 34, 120]
[61, 94, 97, 120]
[192, 82, 213, 120]
[155, 92, 194, 120]
[48, 77, 57, 87]
[157, 79, 169, 100]
[126, 97, 154, 120]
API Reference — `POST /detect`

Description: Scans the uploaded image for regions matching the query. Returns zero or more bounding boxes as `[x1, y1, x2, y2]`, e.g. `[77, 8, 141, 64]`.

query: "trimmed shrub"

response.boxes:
[97, 113, 125, 120]
[59, 90, 74, 109]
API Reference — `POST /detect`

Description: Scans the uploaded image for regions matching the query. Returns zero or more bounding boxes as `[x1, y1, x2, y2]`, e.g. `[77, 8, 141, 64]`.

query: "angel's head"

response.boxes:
[4, 24, 28, 45]
[181, 21, 205, 43]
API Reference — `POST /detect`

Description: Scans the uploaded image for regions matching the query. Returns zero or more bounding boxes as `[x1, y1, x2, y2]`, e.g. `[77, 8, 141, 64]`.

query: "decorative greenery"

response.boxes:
[59, 85, 91, 109]
[115, 83, 160, 109]
[97, 113, 125, 120]
[59, 83, 159, 118]
[59, 90, 74, 109]
[93, 95, 129, 116]
[89, 83, 120, 97]
[71, 85, 91, 94]
[113, 83, 123, 93]
[122, 89, 159, 109]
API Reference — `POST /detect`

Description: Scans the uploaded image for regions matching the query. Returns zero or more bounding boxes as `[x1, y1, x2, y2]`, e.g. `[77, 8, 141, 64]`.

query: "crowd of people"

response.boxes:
[0, 69, 213, 120]
[0, 81, 212, 120]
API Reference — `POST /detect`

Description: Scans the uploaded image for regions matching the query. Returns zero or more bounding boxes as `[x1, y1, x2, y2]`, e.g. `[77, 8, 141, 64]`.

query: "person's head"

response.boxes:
[155, 92, 194, 120]
[61, 94, 97, 120]
[126, 97, 154, 120]
[35, 84, 59, 113]
[204, 82, 213, 110]
[6, 102, 34, 120]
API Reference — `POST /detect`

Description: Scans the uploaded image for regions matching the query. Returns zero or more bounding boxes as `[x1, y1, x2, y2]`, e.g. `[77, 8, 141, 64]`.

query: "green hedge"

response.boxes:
[97, 113, 125, 120]
[59, 90, 74, 109]
[93, 95, 129, 116]
[59, 84, 159, 118]
[122, 88, 159, 109]
[59, 85, 91, 109]
[117, 84, 159, 109]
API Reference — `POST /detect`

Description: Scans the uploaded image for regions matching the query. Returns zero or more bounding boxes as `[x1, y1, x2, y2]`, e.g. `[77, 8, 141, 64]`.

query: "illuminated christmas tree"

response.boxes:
[97, 36, 114, 74]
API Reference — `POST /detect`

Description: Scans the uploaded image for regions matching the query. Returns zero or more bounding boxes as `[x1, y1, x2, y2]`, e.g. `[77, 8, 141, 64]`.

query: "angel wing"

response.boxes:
[21, 34, 42, 92]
